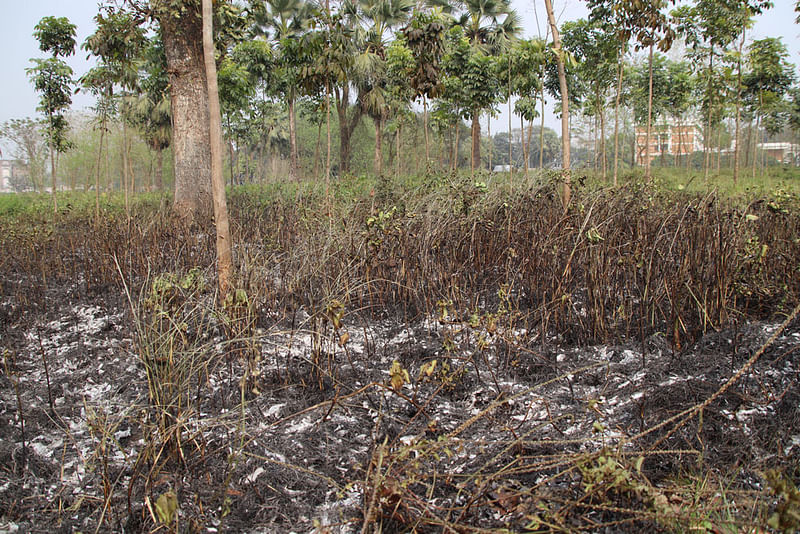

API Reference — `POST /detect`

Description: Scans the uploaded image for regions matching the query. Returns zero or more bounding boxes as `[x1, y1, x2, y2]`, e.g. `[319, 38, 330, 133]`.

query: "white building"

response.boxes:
[0, 160, 26, 192]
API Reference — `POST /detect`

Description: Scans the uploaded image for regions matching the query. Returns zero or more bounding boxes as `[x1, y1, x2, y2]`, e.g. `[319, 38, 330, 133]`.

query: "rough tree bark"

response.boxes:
[159, 3, 212, 218]
[471, 112, 481, 171]
[335, 84, 363, 174]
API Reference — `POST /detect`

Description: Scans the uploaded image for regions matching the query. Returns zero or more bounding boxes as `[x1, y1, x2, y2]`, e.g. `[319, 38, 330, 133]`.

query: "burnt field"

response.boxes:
[1, 176, 799, 533]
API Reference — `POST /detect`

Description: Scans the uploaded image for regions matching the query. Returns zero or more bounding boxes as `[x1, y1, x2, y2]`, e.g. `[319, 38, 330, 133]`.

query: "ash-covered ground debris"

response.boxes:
[1, 287, 798, 533]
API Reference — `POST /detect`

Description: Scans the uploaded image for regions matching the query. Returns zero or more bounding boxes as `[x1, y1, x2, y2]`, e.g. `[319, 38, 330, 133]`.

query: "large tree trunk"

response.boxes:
[544, 0, 570, 210]
[336, 85, 363, 175]
[203, 0, 233, 299]
[160, 4, 213, 218]
[470, 112, 481, 171]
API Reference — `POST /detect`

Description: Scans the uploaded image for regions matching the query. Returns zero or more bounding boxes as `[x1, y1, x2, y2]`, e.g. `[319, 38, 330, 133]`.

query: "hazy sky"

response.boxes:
[1, 0, 798, 142]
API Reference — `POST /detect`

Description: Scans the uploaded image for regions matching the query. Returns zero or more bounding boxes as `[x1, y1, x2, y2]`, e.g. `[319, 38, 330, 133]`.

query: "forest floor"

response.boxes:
[1, 276, 799, 533]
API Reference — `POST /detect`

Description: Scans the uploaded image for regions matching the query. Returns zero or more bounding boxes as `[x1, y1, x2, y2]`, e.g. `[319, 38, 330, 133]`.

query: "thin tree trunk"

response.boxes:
[471, 111, 480, 172]
[49, 137, 57, 213]
[733, 30, 745, 186]
[395, 123, 400, 179]
[228, 138, 235, 186]
[686, 119, 692, 174]
[508, 66, 513, 183]
[423, 97, 430, 164]
[745, 119, 751, 168]
[326, 81, 331, 185]
[675, 116, 689, 177]
[703, 47, 714, 184]
[526, 118, 533, 178]
[313, 121, 322, 178]
[487, 112, 492, 171]
[121, 121, 129, 215]
[645, 43, 654, 181]
[752, 99, 761, 179]
[106, 135, 111, 192]
[522, 116, 529, 178]
[600, 102, 606, 180]
[289, 92, 298, 180]
[146, 151, 153, 191]
[155, 146, 164, 191]
[203, 0, 233, 298]
[373, 116, 383, 176]
[593, 106, 598, 173]
[94, 117, 106, 222]
[613, 59, 623, 186]
[127, 136, 135, 194]
[452, 123, 459, 171]
[544, 0, 570, 210]
[539, 87, 545, 169]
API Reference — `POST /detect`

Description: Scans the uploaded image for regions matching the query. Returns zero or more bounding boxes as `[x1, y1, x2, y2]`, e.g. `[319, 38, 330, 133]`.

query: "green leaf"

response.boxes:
[155, 491, 178, 525]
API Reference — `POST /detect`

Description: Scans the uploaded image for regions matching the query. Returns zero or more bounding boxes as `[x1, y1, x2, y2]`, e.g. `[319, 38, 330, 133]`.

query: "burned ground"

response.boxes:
[1, 180, 799, 532]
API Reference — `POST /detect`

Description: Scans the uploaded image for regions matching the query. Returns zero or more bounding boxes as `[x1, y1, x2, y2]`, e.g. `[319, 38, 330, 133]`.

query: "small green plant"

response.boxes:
[220, 287, 260, 393]
[766, 469, 800, 532]
[130, 268, 213, 459]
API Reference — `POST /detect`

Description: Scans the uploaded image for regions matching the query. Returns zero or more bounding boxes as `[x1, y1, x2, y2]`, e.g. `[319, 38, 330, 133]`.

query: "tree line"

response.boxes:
[3, 0, 800, 216]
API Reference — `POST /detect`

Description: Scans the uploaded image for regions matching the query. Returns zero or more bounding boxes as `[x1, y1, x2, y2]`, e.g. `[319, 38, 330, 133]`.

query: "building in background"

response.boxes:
[0, 160, 27, 192]
[758, 142, 800, 165]
[635, 123, 703, 166]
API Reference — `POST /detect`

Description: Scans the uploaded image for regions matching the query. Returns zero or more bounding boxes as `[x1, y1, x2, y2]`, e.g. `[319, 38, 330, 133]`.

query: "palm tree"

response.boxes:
[353, 0, 414, 175]
[254, 0, 312, 179]
[454, 0, 519, 170]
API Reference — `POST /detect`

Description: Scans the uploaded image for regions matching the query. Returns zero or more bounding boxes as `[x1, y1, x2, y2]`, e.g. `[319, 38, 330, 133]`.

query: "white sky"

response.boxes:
[1, 0, 798, 143]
